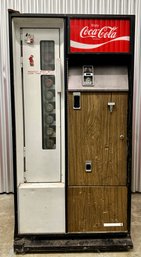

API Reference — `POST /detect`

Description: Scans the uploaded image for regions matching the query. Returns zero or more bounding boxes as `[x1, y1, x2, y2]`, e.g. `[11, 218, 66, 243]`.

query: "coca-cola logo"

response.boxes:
[80, 25, 118, 39]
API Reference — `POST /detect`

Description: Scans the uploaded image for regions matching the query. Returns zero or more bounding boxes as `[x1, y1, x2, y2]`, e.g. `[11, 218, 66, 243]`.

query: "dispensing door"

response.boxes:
[22, 29, 61, 182]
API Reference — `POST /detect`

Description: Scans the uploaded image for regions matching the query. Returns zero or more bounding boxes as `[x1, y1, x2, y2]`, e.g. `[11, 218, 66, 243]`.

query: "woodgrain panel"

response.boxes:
[67, 186, 127, 233]
[68, 92, 128, 185]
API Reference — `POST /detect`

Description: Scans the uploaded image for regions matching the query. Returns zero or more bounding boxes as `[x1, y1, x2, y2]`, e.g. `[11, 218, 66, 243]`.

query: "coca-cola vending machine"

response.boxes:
[9, 12, 134, 253]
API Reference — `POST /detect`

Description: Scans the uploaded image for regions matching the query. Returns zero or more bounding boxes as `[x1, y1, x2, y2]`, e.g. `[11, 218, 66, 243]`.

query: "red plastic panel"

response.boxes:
[70, 19, 130, 53]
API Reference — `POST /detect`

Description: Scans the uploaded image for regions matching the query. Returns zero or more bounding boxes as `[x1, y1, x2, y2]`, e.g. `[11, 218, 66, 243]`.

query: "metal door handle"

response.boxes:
[108, 102, 115, 113]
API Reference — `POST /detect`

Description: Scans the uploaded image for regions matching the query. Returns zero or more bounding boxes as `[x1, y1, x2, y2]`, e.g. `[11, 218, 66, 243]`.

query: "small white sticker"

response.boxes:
[104, 223, 123, 227]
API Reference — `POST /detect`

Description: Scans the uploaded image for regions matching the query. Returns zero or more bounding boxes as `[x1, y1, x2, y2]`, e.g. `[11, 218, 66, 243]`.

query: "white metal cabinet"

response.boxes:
[12, 18, 65, 234]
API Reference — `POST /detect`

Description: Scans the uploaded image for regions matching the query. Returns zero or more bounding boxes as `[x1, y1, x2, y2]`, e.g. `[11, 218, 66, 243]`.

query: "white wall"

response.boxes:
[0, 0, 141, 192]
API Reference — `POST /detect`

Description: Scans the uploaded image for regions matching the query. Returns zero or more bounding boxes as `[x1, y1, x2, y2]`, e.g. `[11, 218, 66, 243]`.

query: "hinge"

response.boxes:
[23, 146, 26, 157]
[20, 29, 23, 68]
[20, 29, 23, 42]
[23, 147, 27, 181]
[20, 57, 23, 67]
[24, 176, 27, 183]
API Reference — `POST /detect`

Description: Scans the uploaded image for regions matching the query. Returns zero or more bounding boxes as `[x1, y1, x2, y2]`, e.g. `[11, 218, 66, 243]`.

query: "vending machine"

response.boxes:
[9, 12, 135, 253]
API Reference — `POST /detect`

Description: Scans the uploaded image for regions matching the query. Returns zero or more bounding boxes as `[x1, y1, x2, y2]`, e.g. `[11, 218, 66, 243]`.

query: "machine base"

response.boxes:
[14, 235, 133, 253]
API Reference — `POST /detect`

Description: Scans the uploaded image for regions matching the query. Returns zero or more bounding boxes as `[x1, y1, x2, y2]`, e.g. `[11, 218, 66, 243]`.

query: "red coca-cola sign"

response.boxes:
[70, 19, 130, 53]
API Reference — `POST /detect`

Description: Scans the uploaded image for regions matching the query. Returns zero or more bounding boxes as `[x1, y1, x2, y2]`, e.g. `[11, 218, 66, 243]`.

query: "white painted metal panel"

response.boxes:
[18, 183, 65, 233]
[22, 28, 61, 182]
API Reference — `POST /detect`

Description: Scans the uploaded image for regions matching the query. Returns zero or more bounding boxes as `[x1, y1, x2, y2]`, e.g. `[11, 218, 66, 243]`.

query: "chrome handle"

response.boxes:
[108, 102, 115, 113]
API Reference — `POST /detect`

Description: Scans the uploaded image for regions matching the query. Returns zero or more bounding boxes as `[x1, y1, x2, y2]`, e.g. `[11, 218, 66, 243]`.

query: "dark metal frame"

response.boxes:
[9, 10, 135, 253]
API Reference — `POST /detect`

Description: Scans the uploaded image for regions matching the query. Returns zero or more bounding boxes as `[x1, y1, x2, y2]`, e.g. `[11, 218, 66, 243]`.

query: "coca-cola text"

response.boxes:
[80, 26, 118, 39]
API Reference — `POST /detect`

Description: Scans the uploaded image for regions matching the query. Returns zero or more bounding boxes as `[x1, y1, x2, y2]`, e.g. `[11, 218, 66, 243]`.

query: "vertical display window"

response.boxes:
[40, 41, 55, 70]
[41, 75, 56, 149]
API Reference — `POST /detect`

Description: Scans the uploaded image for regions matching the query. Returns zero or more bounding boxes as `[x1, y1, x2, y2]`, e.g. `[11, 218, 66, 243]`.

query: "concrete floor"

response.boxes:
[0, 194, 141, 257]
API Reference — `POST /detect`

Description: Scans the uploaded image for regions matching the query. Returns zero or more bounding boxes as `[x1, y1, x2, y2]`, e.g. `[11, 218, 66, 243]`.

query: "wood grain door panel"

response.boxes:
[67, 186, 127, 233]
[68, 92, 128, 186]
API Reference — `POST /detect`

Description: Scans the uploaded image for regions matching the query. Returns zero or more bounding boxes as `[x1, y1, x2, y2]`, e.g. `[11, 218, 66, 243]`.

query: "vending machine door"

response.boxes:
[22, 29, 61, 182]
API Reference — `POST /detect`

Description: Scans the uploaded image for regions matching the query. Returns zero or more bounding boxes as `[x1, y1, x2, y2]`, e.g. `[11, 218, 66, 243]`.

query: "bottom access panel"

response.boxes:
[18, 183, 65, 234]
[67, 186, 128, 233]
